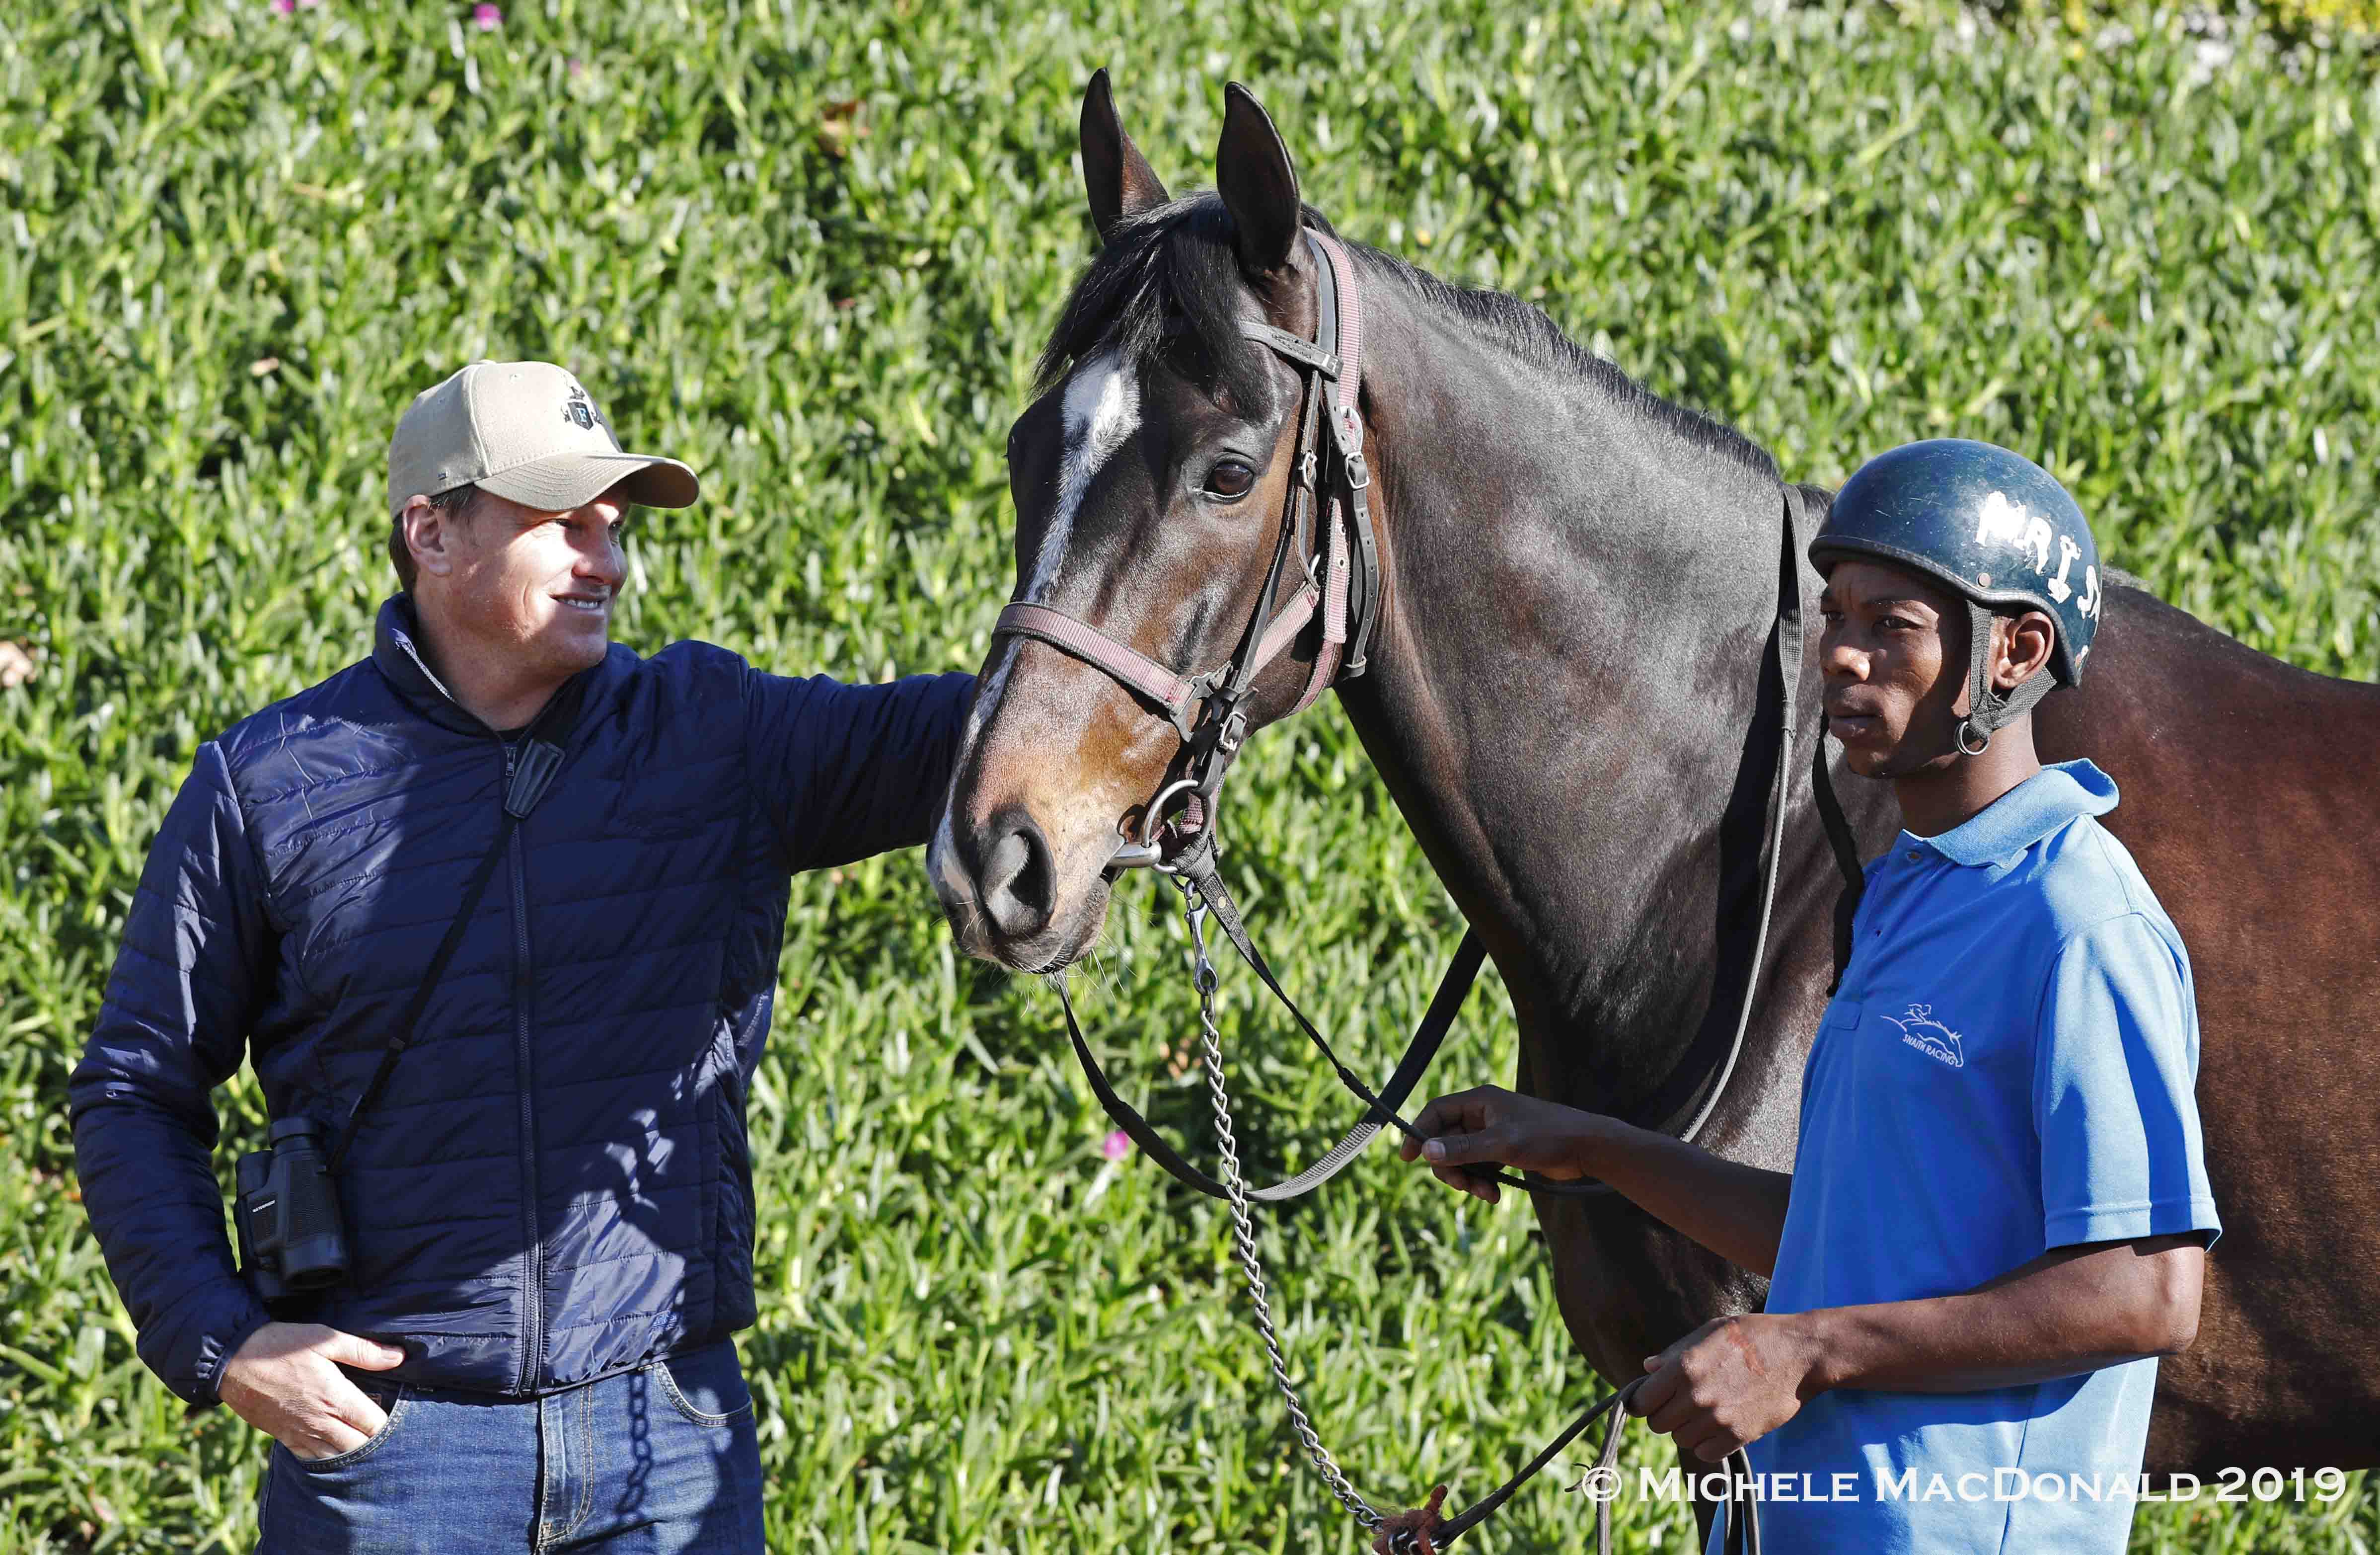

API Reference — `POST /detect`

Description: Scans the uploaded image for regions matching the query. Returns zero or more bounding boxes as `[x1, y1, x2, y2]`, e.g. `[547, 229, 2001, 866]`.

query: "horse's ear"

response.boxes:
[1215, 82, 1301, 275]
[1081, 68, 1169, 243]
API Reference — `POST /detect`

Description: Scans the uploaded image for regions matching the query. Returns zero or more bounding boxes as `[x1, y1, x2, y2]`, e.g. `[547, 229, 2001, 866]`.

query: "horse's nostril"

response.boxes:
[984, 831, 1032, 901]
[979, 813, 1056, 939]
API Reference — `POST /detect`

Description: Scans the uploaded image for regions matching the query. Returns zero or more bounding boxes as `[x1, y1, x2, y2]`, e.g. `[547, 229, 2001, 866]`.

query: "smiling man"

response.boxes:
[70, 361, 973, 1552]
[1401, 440, 2221, 1553]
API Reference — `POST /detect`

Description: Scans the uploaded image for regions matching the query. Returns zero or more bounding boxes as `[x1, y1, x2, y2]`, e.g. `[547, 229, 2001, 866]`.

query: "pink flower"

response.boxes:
[471, 2, 501, 28]
[271, 0, 295, 12]
[1101, 1129, 1132, 1162]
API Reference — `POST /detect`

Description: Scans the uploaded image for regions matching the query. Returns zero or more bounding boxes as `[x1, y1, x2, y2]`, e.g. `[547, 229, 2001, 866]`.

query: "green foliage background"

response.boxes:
[3, 0, 2377, 1549]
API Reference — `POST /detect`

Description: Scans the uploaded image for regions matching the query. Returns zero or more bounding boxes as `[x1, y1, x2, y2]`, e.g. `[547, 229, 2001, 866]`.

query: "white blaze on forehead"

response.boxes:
[961, 350, 1144, 761]
[1033, 350, 1142, 603]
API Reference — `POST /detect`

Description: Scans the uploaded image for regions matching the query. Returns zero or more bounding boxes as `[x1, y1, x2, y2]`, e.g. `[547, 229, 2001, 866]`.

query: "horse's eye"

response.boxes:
[1205, 460, 1257, 500]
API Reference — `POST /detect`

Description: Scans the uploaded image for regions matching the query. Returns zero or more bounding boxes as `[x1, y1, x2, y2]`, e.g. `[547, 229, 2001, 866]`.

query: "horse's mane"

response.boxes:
[1038, 191, 1778, 482]
[1355, 245, 1780, 480]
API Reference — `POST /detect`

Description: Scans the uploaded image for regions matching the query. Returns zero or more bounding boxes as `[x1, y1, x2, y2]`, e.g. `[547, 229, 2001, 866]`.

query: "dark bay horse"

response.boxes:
[927, 74, 2380, 1514]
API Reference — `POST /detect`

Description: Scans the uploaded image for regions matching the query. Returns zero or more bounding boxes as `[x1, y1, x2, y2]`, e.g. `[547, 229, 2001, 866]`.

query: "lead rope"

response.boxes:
[1185, 874, 1391, 1534]
[1179, 873, 1751, 1555]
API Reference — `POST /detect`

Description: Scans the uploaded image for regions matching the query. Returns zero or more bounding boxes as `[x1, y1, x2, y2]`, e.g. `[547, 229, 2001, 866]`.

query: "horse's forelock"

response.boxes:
[1033, 195, 1284, 422]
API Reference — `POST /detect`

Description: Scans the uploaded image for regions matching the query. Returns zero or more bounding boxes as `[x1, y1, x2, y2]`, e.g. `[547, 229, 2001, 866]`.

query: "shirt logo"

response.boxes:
[1885, 1003, 1965, 1069]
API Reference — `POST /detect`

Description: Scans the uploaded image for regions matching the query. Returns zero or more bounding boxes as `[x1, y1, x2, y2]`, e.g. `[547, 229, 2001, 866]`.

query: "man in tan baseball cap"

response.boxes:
[70, 351, 971, 1552]
[383, 360, 700, 729]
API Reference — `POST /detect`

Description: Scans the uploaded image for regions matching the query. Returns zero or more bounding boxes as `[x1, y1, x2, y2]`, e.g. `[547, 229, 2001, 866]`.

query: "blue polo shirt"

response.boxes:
[1710, 760, 2220, 1554]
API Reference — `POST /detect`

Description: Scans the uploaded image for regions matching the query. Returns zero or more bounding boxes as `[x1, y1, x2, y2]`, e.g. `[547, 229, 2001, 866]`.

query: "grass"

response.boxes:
[2, 0, 2378, 1549]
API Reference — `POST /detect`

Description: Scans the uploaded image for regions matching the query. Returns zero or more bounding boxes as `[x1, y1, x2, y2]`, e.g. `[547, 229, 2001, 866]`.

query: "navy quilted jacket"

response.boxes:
[69, 596, 973, 1405]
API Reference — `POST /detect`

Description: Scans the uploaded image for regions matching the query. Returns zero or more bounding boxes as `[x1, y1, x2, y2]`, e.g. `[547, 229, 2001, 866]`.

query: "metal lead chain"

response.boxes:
[1177, 876, 1387, 1533]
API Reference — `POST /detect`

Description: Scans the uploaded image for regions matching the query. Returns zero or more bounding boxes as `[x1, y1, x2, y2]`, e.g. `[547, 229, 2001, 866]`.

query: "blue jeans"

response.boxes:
[256, 1339, 763, 1554]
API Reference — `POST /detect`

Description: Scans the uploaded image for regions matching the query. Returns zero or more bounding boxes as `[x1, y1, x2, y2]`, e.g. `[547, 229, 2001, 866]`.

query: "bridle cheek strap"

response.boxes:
[1286, 229, 1374, 712]
[1310, 229, 1381, 678]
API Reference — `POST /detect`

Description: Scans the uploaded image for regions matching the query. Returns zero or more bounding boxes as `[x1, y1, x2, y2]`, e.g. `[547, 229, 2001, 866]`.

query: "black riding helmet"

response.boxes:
[1810, 439, 2103, 753]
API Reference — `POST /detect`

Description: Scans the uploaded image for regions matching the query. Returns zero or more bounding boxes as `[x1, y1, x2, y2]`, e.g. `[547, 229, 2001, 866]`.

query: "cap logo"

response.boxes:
[561, 384, 604, 434]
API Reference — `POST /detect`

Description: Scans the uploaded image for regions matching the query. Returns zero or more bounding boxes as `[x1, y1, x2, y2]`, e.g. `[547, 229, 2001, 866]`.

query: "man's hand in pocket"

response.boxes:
[220, 1322, 406, 1459]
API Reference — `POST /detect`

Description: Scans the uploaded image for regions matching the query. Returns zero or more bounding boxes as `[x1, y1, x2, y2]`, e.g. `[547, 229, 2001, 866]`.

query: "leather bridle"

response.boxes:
[986, 226, 1781, 1555]
[993, 229, 1381, 860]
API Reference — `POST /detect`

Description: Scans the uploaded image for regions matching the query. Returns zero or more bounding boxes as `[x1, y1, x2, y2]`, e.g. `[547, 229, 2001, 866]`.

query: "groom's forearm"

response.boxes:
[1574, 1118, 1796, 1277]
[1789, 1235, 2206, 1397]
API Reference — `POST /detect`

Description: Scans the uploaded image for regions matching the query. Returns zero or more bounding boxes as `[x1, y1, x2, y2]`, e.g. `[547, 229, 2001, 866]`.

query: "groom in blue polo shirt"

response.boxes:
[1400, 441, 2220, 1553]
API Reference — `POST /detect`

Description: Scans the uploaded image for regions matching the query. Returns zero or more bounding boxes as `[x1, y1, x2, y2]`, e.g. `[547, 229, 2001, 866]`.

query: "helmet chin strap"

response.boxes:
[1956, 599, 2057, 755]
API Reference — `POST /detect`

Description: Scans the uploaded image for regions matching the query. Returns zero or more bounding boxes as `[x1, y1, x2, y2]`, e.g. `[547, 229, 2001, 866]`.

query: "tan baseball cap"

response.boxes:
[386, 361, 700, 518]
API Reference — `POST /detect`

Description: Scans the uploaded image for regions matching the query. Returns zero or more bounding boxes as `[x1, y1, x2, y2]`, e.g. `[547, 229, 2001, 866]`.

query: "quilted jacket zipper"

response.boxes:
[501, 737, 546, 1397]
[377, 608, 579, 1400]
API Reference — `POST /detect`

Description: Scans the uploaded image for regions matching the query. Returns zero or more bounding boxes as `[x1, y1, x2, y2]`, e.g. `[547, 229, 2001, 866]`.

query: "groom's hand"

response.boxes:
[1400, 1085, 1604, 1204]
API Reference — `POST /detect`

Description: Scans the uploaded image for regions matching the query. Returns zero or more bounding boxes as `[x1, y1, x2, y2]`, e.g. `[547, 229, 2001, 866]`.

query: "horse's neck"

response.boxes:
[1336, 287, 1816, 1118]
